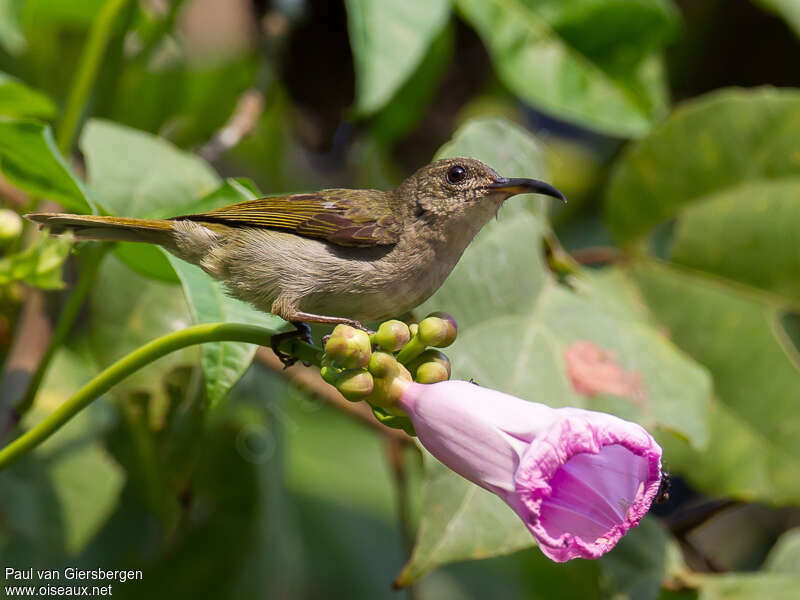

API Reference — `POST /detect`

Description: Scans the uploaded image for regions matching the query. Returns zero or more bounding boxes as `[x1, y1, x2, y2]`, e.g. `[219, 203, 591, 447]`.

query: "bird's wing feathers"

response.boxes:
[174, 191, 401, 247]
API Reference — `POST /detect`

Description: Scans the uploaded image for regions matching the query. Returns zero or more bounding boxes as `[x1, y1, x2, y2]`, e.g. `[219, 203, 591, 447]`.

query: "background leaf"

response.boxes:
[89, 254, 198, 402]
[0, 72, 56, 118]
[0, 120, 91, 212]
[456, 0, 678, 137]
[755, 0, 800, 37]
[80, 118, 220, 281]
[166, 253, 286, 408]
[0, 0, 26, 55]
[80, 119, 219, 218]
[0, 233, 72, 289]
[632, 259, 800, 504]
[605, 87, 800, 243]
[346, 0, 451, 115]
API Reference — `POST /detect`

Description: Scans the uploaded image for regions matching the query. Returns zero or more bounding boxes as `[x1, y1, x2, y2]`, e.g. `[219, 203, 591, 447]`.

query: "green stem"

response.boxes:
[16, 244, 111, 416]
[56, 0, 130, 154]
[0, 322, 321, 470]
[396, 335, 427, 365]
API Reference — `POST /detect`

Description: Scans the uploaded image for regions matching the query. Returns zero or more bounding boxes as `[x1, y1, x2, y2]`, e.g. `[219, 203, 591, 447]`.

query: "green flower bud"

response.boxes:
[373, 319, 411, 352]
[336, 369, 374, 401]
[368, 351, 397, 378]
[408, 349, 451, 382]
[0, 209, 23, 244]
[409, 323, 419, 338]
[365, 351, 412, 409]
[324, 324, 372, 369]
[418, 312, 458, 348]
[415, 361, 450, 384]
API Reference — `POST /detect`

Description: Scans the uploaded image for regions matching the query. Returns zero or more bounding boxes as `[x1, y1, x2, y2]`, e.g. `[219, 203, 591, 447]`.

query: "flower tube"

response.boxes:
[396, 380, 663, 562]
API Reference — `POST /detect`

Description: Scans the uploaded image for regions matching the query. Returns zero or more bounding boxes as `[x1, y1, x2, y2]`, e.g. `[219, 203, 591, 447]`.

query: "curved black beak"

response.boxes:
[488, 177, 567, 203]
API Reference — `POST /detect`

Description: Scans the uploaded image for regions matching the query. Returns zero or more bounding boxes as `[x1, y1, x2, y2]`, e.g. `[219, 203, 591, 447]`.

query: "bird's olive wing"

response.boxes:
[174, 191, 401, 247]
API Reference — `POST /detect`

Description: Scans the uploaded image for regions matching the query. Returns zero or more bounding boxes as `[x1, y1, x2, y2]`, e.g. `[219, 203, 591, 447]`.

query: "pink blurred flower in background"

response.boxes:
[396, 380, 663, 562]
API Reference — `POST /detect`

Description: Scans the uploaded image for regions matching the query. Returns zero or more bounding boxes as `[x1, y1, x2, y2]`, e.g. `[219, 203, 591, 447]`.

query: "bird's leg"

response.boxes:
[289, 311, 374, 350]
[291, 311, 369, 331]
[271, 322, 312, 368]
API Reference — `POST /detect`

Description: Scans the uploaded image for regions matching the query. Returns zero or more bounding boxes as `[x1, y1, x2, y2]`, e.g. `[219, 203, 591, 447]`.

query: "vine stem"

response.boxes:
[0, 322, 322, 471]
[56, 0, 130, 154]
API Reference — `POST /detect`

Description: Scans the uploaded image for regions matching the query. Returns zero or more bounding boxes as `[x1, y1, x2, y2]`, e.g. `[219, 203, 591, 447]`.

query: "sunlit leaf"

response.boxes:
[346, 0, 451, 115]
[0, 120, 92, 212]
[606, 87, 800, 243]
[80, 119, 220, 281]
[81, 119, 219, 218]
[456, 0, 678, 137]
[0, 72, 56, 118]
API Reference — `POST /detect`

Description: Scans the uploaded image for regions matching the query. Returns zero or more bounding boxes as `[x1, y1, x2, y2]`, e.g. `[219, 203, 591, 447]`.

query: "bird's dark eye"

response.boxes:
[446, 165, 467, 184]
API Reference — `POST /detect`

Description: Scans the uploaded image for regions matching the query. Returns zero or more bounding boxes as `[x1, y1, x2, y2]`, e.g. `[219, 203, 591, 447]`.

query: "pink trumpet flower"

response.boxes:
[396, 380, 663, 561]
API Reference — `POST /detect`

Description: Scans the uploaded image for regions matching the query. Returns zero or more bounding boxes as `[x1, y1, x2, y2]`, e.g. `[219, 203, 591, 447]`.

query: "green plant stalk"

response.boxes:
[16, 244, 111, 416]
[0, 322, 321, 471]
[395, 335, 427, 365]
[56, 0, 131, 154]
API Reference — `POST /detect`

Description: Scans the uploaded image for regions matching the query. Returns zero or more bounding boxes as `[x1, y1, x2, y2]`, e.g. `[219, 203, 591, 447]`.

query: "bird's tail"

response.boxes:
[25, 213, 176, 246]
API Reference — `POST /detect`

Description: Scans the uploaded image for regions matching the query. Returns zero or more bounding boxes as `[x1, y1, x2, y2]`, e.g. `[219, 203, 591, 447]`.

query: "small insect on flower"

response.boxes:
[654, 468, 672, 504]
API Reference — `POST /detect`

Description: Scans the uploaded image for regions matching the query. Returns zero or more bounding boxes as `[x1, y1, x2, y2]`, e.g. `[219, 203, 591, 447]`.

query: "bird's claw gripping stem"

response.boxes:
[271, 322, 313, 368]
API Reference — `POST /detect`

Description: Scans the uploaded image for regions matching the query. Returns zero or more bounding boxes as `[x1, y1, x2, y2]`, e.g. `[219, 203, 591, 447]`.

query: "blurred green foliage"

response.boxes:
[1, 0, 800, 598]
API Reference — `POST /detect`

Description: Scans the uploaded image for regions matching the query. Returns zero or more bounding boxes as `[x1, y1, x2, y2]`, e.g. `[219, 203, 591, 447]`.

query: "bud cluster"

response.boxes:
[319, 313, 458, 425]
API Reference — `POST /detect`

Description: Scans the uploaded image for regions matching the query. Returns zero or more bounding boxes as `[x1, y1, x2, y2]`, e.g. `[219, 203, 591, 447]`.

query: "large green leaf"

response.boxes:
[400, 118, 710, 582]
[670, 179, 800, 302]
[633, 259, 800, 504]
[606, 87, 800, 243]
[166, 254, 286, 408]
[0, 72, 56, 118]
[756, 0, 800, 37]
[346, 0, 451, 115]
[80, 119, 220, 281]
[81, 119, 219, 218]
[456, 0, 678, 137]
[90, 254, 198, 400]
[0, 120, 92, 212]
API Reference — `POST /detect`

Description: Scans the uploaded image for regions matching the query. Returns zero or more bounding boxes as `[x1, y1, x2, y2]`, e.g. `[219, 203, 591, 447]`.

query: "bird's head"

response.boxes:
[398, 157, 565, 227]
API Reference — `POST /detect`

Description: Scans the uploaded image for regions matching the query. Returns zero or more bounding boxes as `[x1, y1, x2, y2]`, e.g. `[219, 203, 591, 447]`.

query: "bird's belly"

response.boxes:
[205, 228, 454, 323]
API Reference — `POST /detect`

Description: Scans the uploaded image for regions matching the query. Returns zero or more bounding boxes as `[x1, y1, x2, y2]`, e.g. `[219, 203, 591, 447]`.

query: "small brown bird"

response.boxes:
[28, 157, 564, 356]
